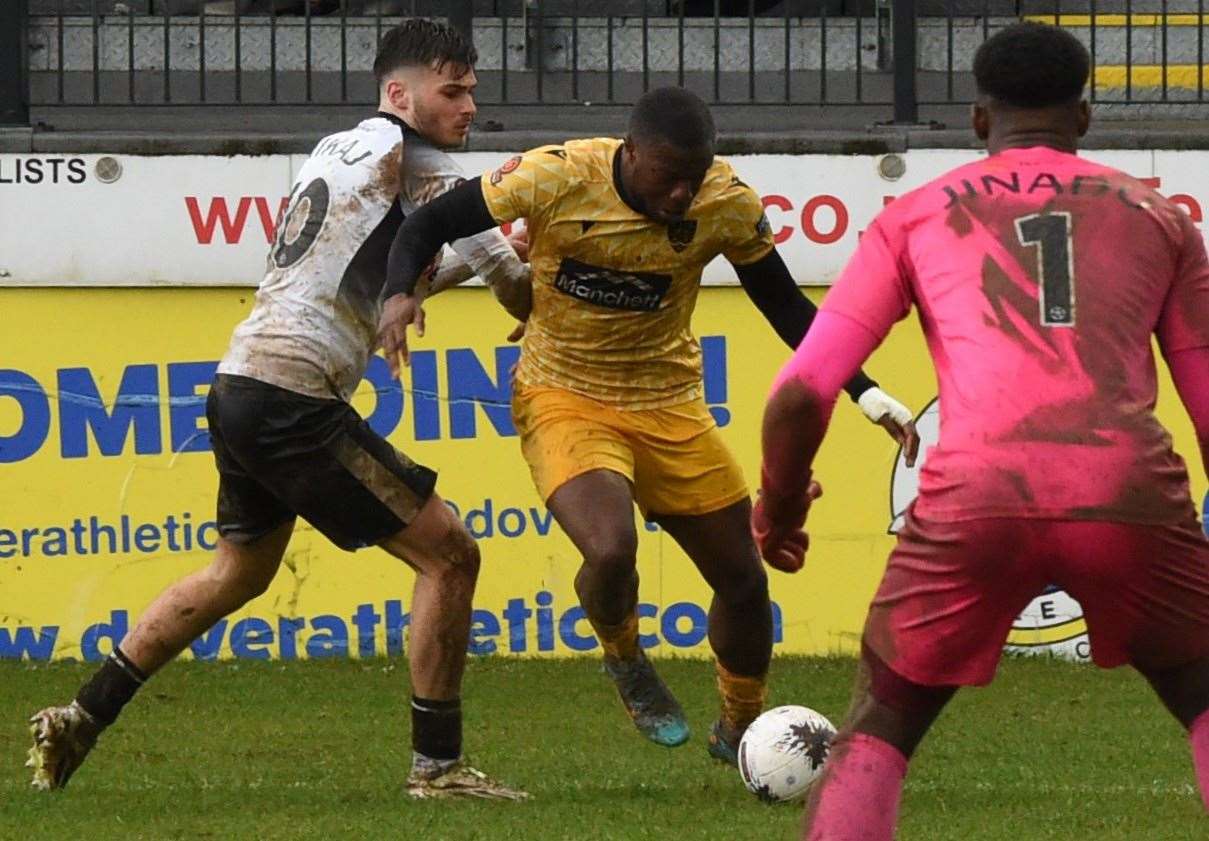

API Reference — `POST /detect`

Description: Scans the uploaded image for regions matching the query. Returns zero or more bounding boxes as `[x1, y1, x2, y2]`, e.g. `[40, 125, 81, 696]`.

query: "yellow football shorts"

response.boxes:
[511, 383, 750, 517]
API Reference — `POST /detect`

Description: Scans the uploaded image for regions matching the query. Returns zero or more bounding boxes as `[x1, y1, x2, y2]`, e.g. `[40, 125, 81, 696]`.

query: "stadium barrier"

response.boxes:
[6, 0, 1209, 124]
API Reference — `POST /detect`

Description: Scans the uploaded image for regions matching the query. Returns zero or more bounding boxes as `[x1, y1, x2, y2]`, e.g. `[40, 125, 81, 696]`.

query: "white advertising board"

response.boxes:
[0, 148, 1190, 288]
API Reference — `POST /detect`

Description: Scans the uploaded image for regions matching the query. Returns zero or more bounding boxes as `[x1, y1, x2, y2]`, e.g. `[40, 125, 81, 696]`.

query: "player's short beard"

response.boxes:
[411, 96, 462, 150]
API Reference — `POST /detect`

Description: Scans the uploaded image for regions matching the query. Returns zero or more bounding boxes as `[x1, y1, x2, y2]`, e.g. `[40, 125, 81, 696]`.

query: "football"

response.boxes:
[737, 705, 837, 803]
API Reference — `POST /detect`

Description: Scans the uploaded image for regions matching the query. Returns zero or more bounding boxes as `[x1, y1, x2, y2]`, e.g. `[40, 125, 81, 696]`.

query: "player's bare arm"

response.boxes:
[732, 247, 920, 463]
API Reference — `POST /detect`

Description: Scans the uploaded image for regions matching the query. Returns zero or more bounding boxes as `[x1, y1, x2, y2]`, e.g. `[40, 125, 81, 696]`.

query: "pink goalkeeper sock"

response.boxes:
[1191, 709, 1209, 811]
[805, 733, 908, 841]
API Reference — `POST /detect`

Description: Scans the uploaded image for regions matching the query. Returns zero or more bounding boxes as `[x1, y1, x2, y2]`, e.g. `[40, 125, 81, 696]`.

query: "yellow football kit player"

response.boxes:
[481, 138, 774, 516]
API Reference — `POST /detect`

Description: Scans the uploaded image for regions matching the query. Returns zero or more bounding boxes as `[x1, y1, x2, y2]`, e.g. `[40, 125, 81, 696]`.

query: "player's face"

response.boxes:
[409, 63, 478, 148]
[625, 140, 713, 224]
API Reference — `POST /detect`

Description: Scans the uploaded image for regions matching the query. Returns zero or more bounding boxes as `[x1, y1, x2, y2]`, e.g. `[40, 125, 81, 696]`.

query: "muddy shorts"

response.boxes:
[206, 374, 437, 550]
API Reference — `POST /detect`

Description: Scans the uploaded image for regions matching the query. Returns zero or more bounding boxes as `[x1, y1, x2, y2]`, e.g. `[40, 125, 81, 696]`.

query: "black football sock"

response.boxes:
[75, 647, 147, 727]
[411, 696, 462, 762]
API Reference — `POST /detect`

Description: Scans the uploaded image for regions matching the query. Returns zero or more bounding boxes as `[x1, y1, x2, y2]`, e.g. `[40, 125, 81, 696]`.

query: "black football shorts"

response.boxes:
[205, 374, 437, 550]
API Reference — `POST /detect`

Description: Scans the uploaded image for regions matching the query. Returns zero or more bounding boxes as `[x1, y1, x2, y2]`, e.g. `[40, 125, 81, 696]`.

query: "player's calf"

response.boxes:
[379, 498, 526, 795]
[702, 563, 772, 764]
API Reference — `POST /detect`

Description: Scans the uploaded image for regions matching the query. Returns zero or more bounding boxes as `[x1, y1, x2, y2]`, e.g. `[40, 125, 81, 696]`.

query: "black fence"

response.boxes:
[3, 0, 1208, 125]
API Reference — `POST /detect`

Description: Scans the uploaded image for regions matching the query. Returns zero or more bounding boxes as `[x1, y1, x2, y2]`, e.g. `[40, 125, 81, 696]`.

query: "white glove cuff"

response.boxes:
[858, 387, 913, 426]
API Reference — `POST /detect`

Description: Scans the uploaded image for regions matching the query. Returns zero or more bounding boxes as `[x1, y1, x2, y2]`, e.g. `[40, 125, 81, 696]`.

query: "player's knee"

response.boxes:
[864, 644, 939, 710]
[455, 534, 482, 576]
[207, 555, 275, 604]
[715, 561, 769, 608]
[580, 534, 639, 573]
[437, 524, 482, 578]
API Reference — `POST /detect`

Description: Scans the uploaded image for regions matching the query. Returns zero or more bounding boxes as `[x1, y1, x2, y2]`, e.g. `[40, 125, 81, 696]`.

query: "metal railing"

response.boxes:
[4, 0, 1209, 125]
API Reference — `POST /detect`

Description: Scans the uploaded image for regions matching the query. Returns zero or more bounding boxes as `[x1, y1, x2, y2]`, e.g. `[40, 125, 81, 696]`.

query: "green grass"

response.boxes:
[0, 656, 1203, 840]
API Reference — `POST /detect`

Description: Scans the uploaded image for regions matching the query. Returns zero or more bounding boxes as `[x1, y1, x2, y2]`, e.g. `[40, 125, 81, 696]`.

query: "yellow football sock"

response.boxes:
[591, 612, 640, 661]
[716, 660, 768, 734]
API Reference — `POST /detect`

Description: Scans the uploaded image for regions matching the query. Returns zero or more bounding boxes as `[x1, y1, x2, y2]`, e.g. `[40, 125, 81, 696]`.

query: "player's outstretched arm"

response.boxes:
[379, 179, 500, 377]
[733, 250, 919, 462]
[755, 311, 880, 572]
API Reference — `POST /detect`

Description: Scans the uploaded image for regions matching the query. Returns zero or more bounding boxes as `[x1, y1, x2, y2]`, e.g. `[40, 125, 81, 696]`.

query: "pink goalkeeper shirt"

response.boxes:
[823, 146, 1209, 524]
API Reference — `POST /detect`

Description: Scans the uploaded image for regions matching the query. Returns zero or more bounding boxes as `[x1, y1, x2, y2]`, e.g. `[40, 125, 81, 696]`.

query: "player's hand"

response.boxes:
[505, 322, 527, 379]
[752, 480, 823, 573]
[858, 387, 920, 467]
[507, 225, 530, 263]
[377, 293, 425, 379]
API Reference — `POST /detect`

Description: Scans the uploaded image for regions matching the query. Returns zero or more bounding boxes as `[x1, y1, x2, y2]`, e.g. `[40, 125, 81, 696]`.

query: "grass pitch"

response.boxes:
[0, 656, 1203, 840]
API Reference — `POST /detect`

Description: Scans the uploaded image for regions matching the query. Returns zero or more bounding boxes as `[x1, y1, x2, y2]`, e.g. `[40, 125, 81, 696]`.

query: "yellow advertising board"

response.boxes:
[0, 286, 1204, 662]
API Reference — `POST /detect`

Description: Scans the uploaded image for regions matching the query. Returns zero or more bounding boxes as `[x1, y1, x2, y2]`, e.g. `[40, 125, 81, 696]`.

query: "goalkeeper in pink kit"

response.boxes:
[755, 23, 1209, 839]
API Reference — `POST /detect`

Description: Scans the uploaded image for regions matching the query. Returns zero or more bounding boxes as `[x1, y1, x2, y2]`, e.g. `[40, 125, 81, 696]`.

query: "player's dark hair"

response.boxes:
[974, 23, 1089, 108]
[629, 87, 716, 150]
[373, 19, 477, 83]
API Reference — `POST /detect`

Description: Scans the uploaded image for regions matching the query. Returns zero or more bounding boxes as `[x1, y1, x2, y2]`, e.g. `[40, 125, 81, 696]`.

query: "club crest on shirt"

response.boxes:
[490, 155, 523, 185]
[667, 219, 698, 252]
[755, 213, 773, 238]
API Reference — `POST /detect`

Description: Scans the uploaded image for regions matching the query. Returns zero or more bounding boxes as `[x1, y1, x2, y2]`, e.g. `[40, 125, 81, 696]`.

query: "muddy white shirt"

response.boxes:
[218, 112, 526, 401]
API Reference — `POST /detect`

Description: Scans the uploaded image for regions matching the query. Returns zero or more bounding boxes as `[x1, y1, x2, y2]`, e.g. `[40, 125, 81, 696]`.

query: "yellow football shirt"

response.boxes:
[480, 137, 775, 410]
